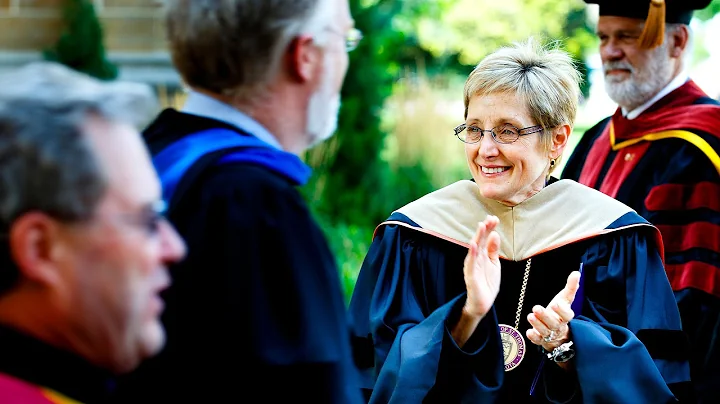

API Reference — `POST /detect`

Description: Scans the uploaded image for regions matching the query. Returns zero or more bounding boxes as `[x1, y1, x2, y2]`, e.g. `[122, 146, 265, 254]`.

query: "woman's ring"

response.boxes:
[543, 329, 558, 342]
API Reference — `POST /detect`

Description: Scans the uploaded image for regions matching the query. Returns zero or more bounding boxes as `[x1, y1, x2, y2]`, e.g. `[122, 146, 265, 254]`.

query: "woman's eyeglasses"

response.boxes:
[453, 123, 543, 144]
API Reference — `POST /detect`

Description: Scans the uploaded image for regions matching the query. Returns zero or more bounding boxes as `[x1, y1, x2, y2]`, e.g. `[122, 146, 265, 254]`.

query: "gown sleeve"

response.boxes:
[348, 220, 504, 403]
[639, 138, 720, 404]
[553, 221, 692, 404]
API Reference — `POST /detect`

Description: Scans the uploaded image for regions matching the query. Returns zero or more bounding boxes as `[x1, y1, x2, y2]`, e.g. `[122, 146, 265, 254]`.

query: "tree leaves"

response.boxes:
[43, 0, 118, 81]
[401, 0, 592, 66]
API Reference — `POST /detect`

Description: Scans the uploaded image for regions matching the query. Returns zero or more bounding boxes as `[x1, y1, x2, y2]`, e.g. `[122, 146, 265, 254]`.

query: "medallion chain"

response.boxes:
[513, 258, 532, 329]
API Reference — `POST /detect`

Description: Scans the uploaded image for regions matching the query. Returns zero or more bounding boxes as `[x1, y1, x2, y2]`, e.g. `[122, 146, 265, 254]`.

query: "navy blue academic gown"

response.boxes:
[109, 109, 363, 403]
[562, 80, 720, 403]
[349, 179, 691, 403]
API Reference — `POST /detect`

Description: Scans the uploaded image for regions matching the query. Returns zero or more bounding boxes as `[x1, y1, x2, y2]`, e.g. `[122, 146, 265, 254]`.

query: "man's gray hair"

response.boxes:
[0, 61, 158, 227]
[165, 0, 335, 101]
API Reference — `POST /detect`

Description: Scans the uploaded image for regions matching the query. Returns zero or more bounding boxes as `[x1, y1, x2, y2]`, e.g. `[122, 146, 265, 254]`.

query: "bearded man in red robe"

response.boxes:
[562, 1, 720, 402]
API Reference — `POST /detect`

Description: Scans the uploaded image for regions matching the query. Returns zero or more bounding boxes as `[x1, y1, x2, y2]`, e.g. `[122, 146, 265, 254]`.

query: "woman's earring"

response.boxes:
[550, 158, 556, 168]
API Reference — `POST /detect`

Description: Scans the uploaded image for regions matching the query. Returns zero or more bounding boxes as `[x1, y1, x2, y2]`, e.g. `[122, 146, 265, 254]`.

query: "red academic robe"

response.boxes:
[0, 324, 115, 404]
[562, 79, 720, 403]
[0, 373, 79, 404]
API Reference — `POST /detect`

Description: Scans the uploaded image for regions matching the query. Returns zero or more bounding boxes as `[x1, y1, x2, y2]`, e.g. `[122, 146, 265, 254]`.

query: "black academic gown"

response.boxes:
[0, 324, 115, 404]
[563, 80, 720, 403]
[349, 179, 691, 403]
[109, 109, 363, 403]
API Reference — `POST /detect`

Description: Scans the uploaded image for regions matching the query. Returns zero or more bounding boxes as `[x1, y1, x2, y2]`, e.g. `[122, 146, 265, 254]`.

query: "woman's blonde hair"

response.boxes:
[463, 38, 582, 171]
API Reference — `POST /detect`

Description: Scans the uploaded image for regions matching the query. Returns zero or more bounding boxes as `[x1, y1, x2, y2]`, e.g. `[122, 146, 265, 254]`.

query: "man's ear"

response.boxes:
[550, 124, 571, 160]
[287, 34, 322, 83]
[9, 212, 65, 288]
[669, 25, 689, 59]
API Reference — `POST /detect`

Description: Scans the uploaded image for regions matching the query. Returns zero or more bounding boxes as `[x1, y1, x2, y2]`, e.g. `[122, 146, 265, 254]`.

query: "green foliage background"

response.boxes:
[696, 0, 720, 20]
[43, 0, 118, 80]
[41, 0, 720, 301]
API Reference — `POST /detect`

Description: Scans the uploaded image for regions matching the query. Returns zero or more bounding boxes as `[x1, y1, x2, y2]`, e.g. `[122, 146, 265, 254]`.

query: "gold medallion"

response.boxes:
[499, 324, 526, 371]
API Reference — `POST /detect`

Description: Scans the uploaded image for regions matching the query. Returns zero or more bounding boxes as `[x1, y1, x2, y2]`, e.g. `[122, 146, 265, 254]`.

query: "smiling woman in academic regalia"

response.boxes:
[348, 38, 692, 403]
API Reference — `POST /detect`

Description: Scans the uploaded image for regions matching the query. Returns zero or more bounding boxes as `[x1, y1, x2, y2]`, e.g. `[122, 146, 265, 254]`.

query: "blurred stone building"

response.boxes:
[0, 0, 184, 106]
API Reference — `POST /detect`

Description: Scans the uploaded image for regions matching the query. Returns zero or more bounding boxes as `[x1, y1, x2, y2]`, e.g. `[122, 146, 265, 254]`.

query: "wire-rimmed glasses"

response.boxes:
[453, 123, 544, 144]
[101, 200, 168, 236]
[344, 27, 363, 52]
[326, 27, 364, 52]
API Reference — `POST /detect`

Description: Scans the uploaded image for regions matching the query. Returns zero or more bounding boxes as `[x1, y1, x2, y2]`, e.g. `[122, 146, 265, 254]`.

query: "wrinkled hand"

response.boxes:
[526, 271, 581, 352]
[463, 215, 502, 319]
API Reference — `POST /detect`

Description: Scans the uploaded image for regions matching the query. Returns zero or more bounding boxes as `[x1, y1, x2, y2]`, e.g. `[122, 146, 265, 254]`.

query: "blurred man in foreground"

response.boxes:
[0, 62, 186, 404]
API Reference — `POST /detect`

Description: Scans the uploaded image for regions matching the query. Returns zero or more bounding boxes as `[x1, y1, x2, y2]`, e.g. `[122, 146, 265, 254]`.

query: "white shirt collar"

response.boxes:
[181, 90, 283, 150]
[623, 71, 689, 120]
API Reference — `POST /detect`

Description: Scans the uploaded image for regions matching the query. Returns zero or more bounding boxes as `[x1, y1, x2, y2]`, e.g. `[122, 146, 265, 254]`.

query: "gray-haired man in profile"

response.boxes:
[0, 62, 187, 403]
[109, 0, 365, 403]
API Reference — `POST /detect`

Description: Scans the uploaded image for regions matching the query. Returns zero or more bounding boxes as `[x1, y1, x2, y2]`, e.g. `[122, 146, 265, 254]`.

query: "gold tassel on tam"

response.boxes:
[638, 0, 666, 49]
